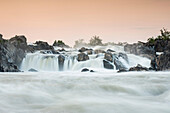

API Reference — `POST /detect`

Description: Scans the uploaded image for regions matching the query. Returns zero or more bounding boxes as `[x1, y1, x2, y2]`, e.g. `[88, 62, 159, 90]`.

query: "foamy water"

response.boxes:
[0, 71, 170, 113]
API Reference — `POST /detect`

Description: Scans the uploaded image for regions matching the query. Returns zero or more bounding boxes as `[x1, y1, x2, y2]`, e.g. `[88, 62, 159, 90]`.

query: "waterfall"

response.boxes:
[20, 46, 151, 72]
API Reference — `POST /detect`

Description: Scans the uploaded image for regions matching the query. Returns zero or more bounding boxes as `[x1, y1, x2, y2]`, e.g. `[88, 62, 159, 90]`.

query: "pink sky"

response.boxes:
[0, 0, 170, 46]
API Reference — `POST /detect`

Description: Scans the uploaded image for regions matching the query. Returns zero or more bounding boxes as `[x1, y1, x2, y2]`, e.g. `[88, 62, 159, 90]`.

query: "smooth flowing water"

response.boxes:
[0, 71, 170, 113]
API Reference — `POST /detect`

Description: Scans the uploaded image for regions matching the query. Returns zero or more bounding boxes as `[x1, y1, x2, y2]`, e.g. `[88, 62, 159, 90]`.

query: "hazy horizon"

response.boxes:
[1, 0, 170, 46]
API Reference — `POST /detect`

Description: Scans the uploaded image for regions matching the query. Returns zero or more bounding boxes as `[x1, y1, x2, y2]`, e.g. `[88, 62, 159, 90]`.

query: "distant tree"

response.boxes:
[74, 39, 87, 48]
[89, 36, 102, 46]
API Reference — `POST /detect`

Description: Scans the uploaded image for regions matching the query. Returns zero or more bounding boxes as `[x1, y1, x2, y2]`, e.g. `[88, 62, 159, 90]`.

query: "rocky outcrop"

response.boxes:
[129, 64, 149, 71]
[124, 42, 155, 60]
[151, 52, 170, 71]
[0, 35, 27, 72]
[27, 41, 54, 53]
[77, 53, 89, 61]
[81, 68, 95, 72]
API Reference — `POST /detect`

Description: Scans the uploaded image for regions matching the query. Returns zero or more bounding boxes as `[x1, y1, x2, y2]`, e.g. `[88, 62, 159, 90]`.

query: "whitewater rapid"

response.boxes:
[0, 71, 170, 113]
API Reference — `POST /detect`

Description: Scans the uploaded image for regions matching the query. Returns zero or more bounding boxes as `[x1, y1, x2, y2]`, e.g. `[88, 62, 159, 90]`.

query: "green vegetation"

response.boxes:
[147, 28, 170, 44]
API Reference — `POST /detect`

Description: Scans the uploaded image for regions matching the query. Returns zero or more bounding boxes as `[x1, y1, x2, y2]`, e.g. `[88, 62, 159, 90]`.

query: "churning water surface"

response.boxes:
[0, 71, 170, 113]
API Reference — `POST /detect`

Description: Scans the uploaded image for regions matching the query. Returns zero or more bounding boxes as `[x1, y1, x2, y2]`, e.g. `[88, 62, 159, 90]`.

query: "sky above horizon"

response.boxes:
[0, 0, 170, 46]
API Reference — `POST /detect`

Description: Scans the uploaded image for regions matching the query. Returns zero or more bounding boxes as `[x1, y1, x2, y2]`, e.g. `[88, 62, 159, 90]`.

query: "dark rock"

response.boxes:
[86, 49, 93, 55]
[124, 42, 155, 60]
[58, 55, 65, 71]
[90, 70, 95, 72]
[51, 50, 60, 54]
[34, 41, 54, 51]
[129, 64, 149, 71]
[77, 53, 89, 61]
[118, 52, 129, 63]
[117, 69, 128, 73]
[0, 35, 27, 72]
[81, 68, 89, 72]
[0, 34, 3, 40]
[94, 49, 106, 54]
[28, 68, 38, 72]
[53, 40, 70, 48]
[114, 59, 127, 70]
[104, 52, 113, 62]
[103, 60, 114, 69]
[81, 68, 95, 72]
[79, 47, 88, 52]
[107, 49, 115, 52]
[78, 47, 93, 55]
[155, 52, 170, 70]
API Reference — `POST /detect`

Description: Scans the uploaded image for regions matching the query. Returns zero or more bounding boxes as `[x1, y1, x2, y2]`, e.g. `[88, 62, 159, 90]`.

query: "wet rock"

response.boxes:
[118, 52, 129, 63]
[94, 49, 106, 54]
[103, 60, 114, 69]
[104, 52, 113, 62]
[117, 69, 128, 73]
[129, 64, 149, 71]
[107, 49, 115, 52]
[28, 68, 38, 72]
[124, 42, 155, 60]
[0, 35, 28, 72]
[114, 59, 127, 70]
[155, 52, 170, 70]
[81, 68, 89, 72]
[77, 53, 89, 61]
[81, 68, 95, 72]
[79, 47, 88, 52]
[78, 47, 93, 55]
[90, 70, 95, 72]
[51, 50, 60, 54]
[86, 49, 93, 55]
[58, 55, 65, 71]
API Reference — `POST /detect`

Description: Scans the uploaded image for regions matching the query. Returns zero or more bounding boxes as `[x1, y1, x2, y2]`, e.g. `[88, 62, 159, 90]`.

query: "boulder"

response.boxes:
[28, 68, 38, 72]
[114, 59, 127, 70]
[81, 68, 95, 72]
[58, 55, 65, 71]
[77, 53, 89, 62]
[78, 47, 88, 52]
[78, 47, 93, 55]
[81, 68, 89, 72]
[104, 52, 113, 62]
[129, 64, 149, 71]
[107, 49, 115, 52]
[103, 60, 114, 69]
